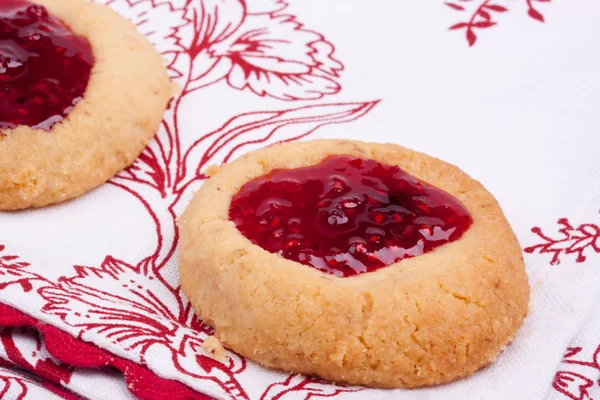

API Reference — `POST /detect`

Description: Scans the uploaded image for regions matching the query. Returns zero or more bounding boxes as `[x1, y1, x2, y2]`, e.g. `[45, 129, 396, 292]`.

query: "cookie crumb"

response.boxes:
[202, 335, 225, 360]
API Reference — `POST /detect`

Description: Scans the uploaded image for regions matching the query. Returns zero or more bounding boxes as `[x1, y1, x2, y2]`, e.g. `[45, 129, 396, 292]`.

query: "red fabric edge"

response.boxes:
[0, 358, 83, 400]
[0, 303, 212, 400]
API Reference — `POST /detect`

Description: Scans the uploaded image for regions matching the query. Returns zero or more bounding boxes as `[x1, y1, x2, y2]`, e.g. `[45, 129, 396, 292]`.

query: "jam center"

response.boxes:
[0, 0, 94, 131]
[229, 155, 473, 277]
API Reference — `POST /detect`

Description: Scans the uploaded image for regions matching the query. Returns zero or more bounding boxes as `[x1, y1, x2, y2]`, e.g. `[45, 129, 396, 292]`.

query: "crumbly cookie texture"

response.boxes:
[0, 0, 175, 210]
[179, 139, 530, 388]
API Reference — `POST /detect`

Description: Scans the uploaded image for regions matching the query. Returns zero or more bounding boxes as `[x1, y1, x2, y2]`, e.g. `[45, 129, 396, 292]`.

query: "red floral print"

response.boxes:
[0, 0, 379, 398]
[524, 218, 600, 265]
[260, 375, 360, 399]
[446, 0, 551, 46]
[211, 13, 342, 100]
[552, 345, 600, 400]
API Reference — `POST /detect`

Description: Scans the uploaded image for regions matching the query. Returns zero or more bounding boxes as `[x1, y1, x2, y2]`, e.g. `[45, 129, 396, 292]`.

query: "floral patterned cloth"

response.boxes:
[0, 1, 599, 399]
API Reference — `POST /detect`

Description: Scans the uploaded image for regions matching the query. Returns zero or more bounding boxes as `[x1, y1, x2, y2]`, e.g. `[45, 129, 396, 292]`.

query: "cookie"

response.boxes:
[179, 139, 530, 388]
[0, 0, 175, 210]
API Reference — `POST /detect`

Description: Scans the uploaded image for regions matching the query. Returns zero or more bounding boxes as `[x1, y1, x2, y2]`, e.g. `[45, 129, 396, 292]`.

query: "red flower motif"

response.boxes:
[38, 256, 248, 398]
[39, 257, 190, 351]
[210, 13, 342, 100]
[524, 218, 600, 265]
[107, 0, 356, 223]
[103, 0, 343, 99]
[176, 0, 245, 58]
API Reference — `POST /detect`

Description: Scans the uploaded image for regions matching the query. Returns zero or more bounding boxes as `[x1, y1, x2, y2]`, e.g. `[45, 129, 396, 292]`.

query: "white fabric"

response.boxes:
[1, 0, 600, 399]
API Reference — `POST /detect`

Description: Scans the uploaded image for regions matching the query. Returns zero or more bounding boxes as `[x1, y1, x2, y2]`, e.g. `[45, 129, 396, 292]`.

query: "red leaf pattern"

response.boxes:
[485, 4, 507, 12]
[478, 9, 491, 20]
[447, 0, 550, 46]
[528, 7, 545, 22]
[449, 22, 468, 30]
[466, 28, 477, 46]
[445, 3, 465, 11]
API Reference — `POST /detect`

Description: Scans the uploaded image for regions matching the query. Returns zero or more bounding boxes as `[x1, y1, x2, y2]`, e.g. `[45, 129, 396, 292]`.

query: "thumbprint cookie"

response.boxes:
[179, 139, 529, 388]
[0, 0, 175, 210]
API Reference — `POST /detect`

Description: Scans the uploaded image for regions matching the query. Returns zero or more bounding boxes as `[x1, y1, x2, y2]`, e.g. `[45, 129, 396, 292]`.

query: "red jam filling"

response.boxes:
[0, 0, 94, 131]
[229, 155, 473, 277]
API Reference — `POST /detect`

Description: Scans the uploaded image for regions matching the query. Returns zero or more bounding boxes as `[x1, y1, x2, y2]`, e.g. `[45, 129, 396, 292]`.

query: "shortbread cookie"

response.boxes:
[0, 0, 174, 210]
[179, 139, 530, 388]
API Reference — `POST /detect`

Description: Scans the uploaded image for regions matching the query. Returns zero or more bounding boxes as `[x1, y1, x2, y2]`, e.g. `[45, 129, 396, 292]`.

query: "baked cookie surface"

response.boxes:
[179, 139, 530, 388]
[0, 0, 174, 210]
